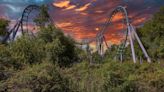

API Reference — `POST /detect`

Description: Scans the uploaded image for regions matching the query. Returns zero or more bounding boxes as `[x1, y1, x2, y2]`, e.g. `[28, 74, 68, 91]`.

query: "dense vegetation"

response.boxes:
[0, 19, 9, 36]
[0, 7, 164, 92]
[137, 7, 164, 61]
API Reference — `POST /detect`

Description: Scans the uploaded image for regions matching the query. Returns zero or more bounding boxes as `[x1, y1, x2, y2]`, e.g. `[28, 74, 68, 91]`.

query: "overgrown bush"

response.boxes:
[38, 26, 78, 67]
[61, 61, 164, 92]
[0, 61, 71, 92]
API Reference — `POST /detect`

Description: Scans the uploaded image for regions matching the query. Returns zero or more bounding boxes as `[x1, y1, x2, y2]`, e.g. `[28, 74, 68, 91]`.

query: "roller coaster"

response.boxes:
[0, 5, 151, 63]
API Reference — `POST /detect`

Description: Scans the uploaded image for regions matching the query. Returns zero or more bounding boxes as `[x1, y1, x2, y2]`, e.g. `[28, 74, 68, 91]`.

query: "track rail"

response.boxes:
[1, 5, 151, 63]
[77, 6, 151, 63]
[1, 5, 52, 43]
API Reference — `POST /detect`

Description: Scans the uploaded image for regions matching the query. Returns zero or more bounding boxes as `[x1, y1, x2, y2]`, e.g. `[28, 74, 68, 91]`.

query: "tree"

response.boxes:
[9, 35, 45, 65]
[34, 5, 50, 27]
[0, 18, 9, 36]
[38, 26, 79, 67]
[6, 25, 79, 67]
[0, 61, 71, 92]
[138, 6, 164, 61]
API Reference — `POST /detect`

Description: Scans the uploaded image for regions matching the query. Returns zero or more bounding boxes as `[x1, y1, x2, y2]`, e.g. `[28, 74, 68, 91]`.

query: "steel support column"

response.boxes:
[128, 25, 137, 63]
[130, 25, 151, 63]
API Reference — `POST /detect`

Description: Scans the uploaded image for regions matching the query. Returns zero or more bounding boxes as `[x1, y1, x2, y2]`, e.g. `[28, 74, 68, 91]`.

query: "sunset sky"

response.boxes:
[0, 0, 164, 44]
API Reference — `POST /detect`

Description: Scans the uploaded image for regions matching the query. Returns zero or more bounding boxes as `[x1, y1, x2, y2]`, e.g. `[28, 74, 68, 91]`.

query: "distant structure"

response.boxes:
[1, 5, 52, 43]
[1, 5, 151, 63]
[78, 6, 151, 63]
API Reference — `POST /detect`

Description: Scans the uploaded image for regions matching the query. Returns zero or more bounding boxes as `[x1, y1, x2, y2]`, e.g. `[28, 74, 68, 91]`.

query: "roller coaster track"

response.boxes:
[1, 5, 52, 43]
[78, 7, 128, 46]
[79, 6, 151, 63]
[21, 5, 40, 34]
[0, 5, 151, 63]
[78, 6, 129, 58]
[96, 6, 130, 61]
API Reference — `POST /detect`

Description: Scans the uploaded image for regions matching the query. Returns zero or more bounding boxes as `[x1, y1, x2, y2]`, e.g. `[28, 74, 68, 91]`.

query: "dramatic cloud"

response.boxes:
[52, 0, 164, 44]
[53, 1, 71, 8]
[0, 0, 164, 44]
[75, 3, 91, 12]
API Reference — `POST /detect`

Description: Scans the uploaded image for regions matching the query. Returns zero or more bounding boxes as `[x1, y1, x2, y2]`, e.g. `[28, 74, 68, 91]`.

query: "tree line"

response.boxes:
[0, 6, 163, 92]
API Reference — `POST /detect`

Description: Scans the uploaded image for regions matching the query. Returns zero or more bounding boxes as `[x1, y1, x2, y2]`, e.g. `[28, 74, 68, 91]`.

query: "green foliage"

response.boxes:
[103, 6, 164, 62]
[10, 35, 45, 65]
[0, 6, 164, 92]
[34, 5, 50, 27]
[0, 25, 79, 68]
[137, 6, 164, 61]
[38, 26, 78, 67]
[104, 45, 119, 61]
[0, 45, 15, 81]
[0, 24, 78, 91]
[62, 61, 164, 92]
[0, 61, 71, 92]
[0, 18, 9, 36]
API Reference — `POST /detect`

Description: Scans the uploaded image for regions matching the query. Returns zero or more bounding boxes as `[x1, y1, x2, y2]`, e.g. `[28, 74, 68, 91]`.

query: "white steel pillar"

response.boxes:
[128, 24, 137, 63]
[130, 25, 151, 63]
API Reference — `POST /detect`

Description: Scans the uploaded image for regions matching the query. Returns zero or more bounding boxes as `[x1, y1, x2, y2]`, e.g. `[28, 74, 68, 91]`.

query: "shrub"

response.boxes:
[0, 61, 71, 92]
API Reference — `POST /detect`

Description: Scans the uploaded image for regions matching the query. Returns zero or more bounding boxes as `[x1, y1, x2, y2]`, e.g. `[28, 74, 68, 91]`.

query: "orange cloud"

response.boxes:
[65, 5, 76, 10]
[75, 3, 91, 12]
[52, 0, 157, 45]
[95, 10, 104, 13]
[95, 28, 99, 31]
[133, 17, 146, 25]
[56, 22, 73, 28]
[53, 1, 91, 12]
[112, 13, 124, 22]
[53, 1, 70, 8]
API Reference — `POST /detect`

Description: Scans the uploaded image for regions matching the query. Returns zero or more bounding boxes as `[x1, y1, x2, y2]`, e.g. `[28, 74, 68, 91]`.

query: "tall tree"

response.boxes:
[137, 6, 164, 61]
[0, 18, 9, 36]
[34, 5, 50, 27]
